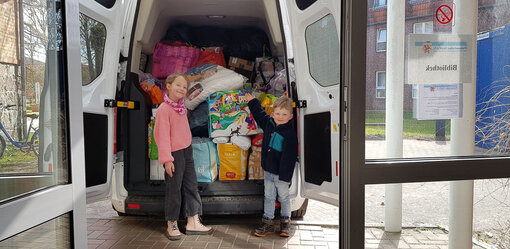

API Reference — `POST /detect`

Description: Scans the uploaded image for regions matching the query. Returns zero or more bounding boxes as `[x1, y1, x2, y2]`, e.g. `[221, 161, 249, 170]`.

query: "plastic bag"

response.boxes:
[152, 41, 200, 78]
[258, 93, 277, 115]
[192, 138, 218, 182]
[231, 135, 251, 151]
[248, 146, 264, 180]
[218, 143, 247, 181]
[212, 136, 230, 144]
[140, 81, 164, 105]
[266, 69, 287, 97]
[148, 119, 158, 160]
[196, 47, 226, 67]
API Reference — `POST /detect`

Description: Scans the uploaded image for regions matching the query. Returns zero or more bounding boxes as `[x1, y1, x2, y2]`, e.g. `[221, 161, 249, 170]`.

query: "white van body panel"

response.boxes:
[82, 0, 128, 203]
[280, 0, 340, 206]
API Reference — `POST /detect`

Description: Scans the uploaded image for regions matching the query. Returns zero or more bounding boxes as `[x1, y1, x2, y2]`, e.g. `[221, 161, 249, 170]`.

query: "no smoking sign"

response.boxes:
[434, 2, 455, 28]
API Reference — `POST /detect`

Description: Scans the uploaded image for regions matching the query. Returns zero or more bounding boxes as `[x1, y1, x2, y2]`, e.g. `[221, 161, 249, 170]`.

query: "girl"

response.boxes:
[154, 73, 212, 240]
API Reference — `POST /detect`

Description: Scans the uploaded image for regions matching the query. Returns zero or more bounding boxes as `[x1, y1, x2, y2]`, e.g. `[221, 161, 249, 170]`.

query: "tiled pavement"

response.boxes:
[86, 216, 339, 249]
[86, 200, 496, 249]
[87, 216, 492, 249]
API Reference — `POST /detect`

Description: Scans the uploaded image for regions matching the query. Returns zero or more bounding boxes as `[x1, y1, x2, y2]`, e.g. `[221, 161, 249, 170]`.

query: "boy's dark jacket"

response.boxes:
[248, 99, 298, 182]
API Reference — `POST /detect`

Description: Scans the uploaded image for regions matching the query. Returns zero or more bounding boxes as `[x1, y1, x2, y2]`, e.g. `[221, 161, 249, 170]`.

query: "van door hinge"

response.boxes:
[296, 100, 307, 108]
[104, 99, 138, 109]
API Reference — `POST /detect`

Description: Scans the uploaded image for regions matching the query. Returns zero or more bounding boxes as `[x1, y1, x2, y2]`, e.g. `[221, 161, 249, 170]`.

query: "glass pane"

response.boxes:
[80, 13, 106, 86]
[0, 0, 68, 202]
[305, 14, 340, 87]
[0, 212, 71, 248]
[365, 0, 510, 159]
[365, 179, 510, 248]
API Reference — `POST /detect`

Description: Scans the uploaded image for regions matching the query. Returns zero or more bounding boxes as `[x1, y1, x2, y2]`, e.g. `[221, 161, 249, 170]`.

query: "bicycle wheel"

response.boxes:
[0, 135, 5, 159]
[30, 130, 39, 157]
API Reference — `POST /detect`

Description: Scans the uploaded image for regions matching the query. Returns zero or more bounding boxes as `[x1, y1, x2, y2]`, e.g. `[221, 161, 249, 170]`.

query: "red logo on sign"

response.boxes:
[436, 5, 453, 24]
[226, 172, 236, 178]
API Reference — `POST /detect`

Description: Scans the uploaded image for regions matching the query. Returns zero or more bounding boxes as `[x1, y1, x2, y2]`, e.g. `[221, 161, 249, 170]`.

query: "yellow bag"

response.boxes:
[259, 93, 277, 115]
[218, 143, 247, 180]
[248, 146, 264, 180]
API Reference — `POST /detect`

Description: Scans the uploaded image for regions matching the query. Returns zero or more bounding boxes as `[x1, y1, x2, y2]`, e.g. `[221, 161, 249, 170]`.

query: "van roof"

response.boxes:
[134, 0, 283, 56]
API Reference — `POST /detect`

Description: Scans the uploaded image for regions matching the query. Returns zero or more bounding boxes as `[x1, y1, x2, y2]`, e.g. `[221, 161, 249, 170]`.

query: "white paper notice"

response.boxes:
[417, 84, 462, 120]
[407, 34, 475, 84]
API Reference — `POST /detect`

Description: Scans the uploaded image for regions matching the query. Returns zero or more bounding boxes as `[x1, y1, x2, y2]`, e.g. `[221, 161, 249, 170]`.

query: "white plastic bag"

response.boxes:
[231, 135, 251, 151]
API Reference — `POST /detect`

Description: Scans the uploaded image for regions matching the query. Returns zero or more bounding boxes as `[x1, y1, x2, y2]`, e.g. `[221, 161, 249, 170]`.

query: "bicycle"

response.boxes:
[0, 104, 39, 158]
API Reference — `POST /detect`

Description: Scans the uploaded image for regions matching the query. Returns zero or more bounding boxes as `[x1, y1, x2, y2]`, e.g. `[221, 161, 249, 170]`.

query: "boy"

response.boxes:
[245, 93, 299, 237]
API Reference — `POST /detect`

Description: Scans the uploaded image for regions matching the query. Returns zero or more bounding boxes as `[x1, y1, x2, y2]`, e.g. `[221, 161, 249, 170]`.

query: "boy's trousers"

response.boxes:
[164, 145, 202, 221]
[263, 171, 291, 219]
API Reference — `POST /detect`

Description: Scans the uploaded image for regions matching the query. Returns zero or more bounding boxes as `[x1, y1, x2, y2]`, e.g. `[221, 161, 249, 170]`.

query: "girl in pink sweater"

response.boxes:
[154, 73, 212, 240]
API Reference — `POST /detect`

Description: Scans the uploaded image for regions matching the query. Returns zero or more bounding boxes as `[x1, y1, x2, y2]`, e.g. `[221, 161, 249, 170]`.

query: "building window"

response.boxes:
[376, 29, 387, 52]
[374, 0, 386, 8]
[376, 71, 386, 99]
[413, 21, 433, 34]
[412, 84, 418, 99]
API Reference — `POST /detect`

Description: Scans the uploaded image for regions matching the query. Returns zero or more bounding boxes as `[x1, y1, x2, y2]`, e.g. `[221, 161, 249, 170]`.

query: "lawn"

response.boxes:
[0, 146, 38, 174]
[366, 110, 451, 140]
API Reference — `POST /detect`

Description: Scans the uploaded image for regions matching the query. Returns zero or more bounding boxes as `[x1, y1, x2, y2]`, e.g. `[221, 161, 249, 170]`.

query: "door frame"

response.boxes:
[342, 0, 510, 248]
[0, 0, 87, 246]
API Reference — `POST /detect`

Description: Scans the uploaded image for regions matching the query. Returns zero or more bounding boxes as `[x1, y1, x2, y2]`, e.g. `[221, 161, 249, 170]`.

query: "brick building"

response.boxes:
[366, 0, 510, 111]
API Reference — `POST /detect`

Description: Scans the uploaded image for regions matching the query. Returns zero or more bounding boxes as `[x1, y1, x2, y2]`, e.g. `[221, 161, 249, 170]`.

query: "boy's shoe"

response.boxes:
[185, 214, 213, 235]
[279, 217, 291, 237]
[254, 218, 274, 237]
[165, 221, 182, 240]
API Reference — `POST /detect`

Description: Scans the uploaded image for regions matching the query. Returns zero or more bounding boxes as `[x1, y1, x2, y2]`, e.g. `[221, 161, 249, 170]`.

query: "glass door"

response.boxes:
[0, 0, 87, 247]
[342, 0, 510, 247]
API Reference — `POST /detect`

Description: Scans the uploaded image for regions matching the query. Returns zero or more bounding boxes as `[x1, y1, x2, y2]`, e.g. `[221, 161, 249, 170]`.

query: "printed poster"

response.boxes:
[417, 84, 462, 120]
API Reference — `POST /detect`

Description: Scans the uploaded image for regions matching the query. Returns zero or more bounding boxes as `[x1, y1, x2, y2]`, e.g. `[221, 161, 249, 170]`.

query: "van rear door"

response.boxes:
[80, 0, 129, 202]
[280, 0, 340, 205]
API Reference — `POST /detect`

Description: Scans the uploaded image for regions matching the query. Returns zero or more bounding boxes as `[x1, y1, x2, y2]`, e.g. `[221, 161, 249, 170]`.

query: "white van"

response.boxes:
[79, 0, 340, 217]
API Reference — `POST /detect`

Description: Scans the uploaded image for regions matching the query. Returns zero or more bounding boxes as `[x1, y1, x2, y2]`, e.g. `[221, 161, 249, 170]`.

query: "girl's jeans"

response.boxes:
[263, 171, 291, 219]
[164, 146, 202, 221]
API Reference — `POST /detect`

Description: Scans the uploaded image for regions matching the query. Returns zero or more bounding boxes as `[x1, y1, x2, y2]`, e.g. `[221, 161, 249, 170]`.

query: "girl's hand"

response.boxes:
[245, 93, 255, 102]
[164, 161, 175, 177]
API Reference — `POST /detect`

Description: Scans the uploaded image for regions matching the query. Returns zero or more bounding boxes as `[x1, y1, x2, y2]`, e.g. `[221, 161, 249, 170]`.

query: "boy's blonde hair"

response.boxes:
[273, 95, 293, 113]
[165, 73, 189, 88]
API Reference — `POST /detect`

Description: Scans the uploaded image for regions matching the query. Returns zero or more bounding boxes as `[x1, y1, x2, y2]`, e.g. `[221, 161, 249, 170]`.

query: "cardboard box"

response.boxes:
[228, 56, 256, 82]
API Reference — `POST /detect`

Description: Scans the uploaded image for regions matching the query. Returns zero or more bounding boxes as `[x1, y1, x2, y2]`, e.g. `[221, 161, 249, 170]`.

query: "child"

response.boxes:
[245, 93, 299, 237]
[154, 73, 212, 240]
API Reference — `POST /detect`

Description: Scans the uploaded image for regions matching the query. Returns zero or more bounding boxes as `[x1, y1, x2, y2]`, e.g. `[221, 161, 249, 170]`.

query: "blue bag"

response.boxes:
[191, 137, 218, 182]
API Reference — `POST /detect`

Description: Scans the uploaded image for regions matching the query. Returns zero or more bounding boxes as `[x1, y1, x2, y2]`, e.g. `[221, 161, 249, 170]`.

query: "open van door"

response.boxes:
[280, 0, 340, 205]
[80, 0, 132, 202]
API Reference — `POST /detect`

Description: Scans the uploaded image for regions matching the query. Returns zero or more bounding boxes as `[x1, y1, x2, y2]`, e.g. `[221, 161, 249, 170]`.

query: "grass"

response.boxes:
[0, 145, 38, 174]
[366, 110, 451, 140]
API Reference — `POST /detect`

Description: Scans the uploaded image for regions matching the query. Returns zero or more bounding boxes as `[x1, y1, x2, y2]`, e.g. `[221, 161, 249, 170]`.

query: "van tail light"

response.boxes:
[336, 161, 338, 176]
[127, 204, 140, 209]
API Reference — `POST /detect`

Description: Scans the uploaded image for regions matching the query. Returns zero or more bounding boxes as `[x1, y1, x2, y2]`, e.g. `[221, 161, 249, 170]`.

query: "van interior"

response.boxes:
[113, 0, 303, 216]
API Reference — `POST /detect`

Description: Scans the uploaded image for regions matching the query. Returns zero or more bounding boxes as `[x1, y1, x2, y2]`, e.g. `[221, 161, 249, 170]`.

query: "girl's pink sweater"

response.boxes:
[154, 102, 192, 164]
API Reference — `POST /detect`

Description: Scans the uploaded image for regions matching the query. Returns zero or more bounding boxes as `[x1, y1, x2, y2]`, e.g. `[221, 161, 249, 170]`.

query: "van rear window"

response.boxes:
[94, 0, 116, 8]
[296, 0, 318, 10]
